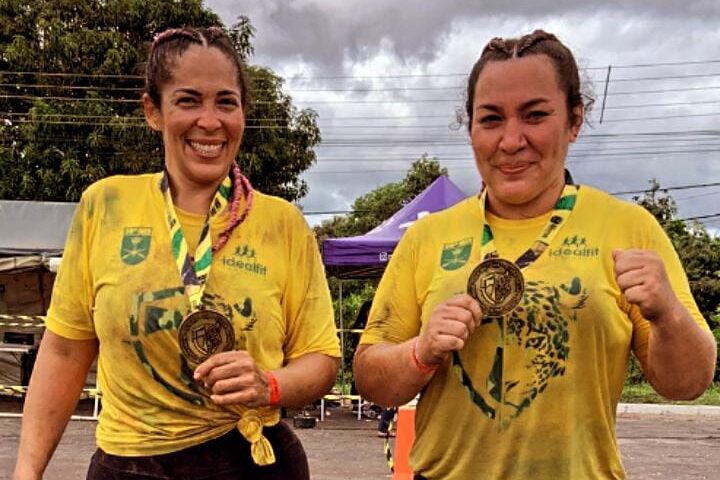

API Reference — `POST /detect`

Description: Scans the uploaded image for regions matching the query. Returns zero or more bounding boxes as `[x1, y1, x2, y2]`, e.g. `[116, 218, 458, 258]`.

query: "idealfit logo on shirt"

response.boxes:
[221, 244, 268, 276]
[549, 235, 599, 258]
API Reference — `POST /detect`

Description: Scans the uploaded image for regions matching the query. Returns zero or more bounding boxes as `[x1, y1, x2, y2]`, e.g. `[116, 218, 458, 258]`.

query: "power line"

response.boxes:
[674, 190, 720, 202]
[683, 213, 720, 221]
[604, 99, 720, 110]
[4, 96, 720, 123]
[303, 209, 720, 222]
[607, 72, 720, 82]
[0, 71, 144, 79]
[2, 59, 720, 81]
[2, 119, 293, 129]
[1, 74, 719, 98]
[602, 112, 720, 122]
[5, 88, 720, 106]
[6, 70, 720, 93]
[0, 83, 143, 92]
[303, 149, 720, 171]
[610, 182, 720, 196]
[607, 85, 720, 96]
[607, 59, 720, 69]
[5, 113, 720, 128]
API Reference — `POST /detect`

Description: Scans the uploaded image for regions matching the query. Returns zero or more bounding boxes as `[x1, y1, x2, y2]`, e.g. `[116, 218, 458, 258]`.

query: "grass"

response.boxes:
[621, 382, 720, 406]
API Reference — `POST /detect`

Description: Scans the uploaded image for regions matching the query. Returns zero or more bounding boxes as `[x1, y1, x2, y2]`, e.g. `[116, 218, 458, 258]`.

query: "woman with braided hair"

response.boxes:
[354, 30, 716, 479]
[13, 27, 339, 480]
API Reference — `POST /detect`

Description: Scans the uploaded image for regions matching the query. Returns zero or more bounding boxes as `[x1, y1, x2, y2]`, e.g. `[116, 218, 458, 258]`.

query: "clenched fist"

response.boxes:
[613, 249, 679, 322]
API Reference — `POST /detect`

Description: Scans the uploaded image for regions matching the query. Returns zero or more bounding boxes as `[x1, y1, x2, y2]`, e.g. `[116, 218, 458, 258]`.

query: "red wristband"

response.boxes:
[411, 338, 438, 374]
[266, 371, 281, 406]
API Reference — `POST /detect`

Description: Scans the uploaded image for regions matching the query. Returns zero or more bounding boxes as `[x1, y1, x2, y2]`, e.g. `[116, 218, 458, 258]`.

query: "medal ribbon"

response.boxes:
[160, 166, 275, 466]
[161, 172, 231, 310]
[160, 163, 253, 310]
[478, 183, 579, 266]
[451, 182, 579, 419]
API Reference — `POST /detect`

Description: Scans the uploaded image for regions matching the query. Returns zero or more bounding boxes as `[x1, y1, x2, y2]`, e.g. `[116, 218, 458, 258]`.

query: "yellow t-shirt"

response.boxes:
[46, 173, 339, 456]
[361, 185, 708, 480]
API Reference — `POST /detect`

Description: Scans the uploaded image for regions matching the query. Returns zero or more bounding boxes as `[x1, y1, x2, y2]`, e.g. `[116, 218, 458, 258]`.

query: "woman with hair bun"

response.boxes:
[13, 26, 339, 480]
[354, 30, 716, 480]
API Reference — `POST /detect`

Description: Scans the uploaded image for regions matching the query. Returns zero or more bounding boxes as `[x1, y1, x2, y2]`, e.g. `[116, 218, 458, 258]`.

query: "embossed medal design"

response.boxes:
[178, 309, 235, 365]
[467, 258, 525, 316]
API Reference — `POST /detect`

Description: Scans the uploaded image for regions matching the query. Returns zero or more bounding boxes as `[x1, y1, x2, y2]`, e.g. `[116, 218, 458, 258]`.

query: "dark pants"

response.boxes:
[377, 407, 397, 433]
[86, 421, 308, 480]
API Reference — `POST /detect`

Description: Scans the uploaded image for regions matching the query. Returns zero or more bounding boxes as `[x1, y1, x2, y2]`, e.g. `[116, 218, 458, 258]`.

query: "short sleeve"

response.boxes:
[630, 212, 709, 363]
[44, 191, 97, 340]
[282, 214, 340, 361]
[360, 225, 423, 345]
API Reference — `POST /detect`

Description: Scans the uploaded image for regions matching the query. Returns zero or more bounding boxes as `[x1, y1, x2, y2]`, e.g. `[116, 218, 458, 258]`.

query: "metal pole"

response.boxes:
[339, 280, 345, 397]
[599, 65, 612, 124]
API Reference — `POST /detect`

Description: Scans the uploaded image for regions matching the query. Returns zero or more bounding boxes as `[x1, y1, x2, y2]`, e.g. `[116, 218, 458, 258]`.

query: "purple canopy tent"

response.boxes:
[322, 175, 467, 279]
[319, 176, 467, 410]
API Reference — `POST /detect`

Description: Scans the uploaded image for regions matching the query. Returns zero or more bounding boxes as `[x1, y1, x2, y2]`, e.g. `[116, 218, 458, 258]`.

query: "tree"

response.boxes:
[239, 65, 320, 201]
[315, 154, 448, 241]
[633, 179, 720, 381]
[0, 1, 319, 203]
[634, 179, 720, 322]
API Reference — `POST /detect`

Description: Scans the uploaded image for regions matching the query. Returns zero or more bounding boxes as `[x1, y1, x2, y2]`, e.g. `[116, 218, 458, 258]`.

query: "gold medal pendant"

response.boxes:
[178, 309, 236, 365]
[467, 258, 525, 316]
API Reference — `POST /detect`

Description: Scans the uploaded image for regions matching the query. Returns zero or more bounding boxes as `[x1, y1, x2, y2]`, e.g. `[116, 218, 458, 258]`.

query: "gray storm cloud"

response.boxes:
[203, 0, 720, 229]
[209, 0, 720, 71]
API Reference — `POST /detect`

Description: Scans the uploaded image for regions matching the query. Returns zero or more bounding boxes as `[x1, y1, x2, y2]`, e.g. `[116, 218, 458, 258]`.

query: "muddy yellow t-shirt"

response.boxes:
[361, 185, 708, 480]
[46, 173, 339, 456]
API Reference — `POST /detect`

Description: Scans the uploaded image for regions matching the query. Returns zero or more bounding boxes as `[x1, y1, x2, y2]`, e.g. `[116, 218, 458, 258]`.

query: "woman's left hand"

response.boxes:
[613, 248, 678, 322]
[193, 350, 271, 408]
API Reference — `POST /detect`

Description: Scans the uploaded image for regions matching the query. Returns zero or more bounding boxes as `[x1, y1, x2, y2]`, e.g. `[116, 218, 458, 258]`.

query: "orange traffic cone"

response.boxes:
[392, 404, 416, 480]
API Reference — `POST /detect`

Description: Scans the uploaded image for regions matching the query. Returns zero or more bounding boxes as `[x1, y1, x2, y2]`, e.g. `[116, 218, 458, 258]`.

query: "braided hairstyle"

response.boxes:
[465, 30, 593, 132]
[145, 27, 250, 111]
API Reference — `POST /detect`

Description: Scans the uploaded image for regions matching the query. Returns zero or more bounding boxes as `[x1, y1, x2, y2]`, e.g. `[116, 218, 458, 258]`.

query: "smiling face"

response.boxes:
[470, 55, 582, 218]
[143, 44, 245, 192]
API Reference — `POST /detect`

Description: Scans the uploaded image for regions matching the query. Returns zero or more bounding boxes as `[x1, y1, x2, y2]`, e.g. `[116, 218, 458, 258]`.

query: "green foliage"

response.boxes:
[634, 178, 678, 224]
[331, 279, 377, 392]
[315, 154, 448, 241]
[240, 65, 320, 201]
[625, 355, 646, 385]
[712, 305, 720, 371]
[632, 179, 720, 383]
[621, 382, 720, 405]
[634, 179, 720, 324]
[0, 2, 319, 203]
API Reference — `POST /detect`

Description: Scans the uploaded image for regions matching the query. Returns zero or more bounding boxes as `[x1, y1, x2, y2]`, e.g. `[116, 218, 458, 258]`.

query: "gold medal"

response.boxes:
[178, 309, 235, 365]
[467, 258, 524, 316]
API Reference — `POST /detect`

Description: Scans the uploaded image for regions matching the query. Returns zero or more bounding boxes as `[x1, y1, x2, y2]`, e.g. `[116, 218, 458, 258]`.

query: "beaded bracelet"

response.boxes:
[411, 338, 439, 374]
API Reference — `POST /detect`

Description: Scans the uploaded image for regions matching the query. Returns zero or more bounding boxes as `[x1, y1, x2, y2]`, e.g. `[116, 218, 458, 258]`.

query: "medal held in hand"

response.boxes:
[179, 309, 236, 365]
[467, 258, 524, 317]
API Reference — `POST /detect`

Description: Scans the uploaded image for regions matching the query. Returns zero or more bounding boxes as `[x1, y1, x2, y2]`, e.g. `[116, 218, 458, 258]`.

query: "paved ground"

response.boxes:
[1, 398, 720, 479]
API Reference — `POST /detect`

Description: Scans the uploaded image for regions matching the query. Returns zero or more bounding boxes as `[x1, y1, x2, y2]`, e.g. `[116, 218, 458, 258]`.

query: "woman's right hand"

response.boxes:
[415, 294, 483, 367]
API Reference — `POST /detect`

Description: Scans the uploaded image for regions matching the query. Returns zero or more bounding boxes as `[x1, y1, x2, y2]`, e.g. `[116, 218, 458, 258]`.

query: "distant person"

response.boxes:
[376, 406, 397, 438]
[13, 27, 339, 480]
[353, 300, 373, 332]
[354, 30, 716, 479]
[349, 300, 372, 394]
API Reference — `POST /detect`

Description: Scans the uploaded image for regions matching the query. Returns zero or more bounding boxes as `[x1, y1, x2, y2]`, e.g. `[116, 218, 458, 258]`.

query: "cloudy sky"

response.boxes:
[206, 0, 720, 230]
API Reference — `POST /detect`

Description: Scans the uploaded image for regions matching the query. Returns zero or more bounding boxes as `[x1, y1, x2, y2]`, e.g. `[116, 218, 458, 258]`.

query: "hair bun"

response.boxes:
[517, 30, 560, 54]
